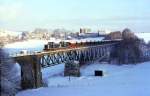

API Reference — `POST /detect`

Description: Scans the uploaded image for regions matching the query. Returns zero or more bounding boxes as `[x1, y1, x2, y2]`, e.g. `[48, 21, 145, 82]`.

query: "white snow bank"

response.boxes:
[4, 40, 49, 49]
[17, 61, 150, 96]
[135, 33, 150, 43]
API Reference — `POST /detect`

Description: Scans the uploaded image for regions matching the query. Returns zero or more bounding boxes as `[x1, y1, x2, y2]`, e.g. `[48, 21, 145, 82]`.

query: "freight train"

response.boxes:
[43, 39, 121, 51]
[44, 41, 86, 51]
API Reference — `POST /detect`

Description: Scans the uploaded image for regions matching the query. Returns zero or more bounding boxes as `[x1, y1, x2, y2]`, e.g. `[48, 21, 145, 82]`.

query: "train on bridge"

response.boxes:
[43, 39, 121, 51]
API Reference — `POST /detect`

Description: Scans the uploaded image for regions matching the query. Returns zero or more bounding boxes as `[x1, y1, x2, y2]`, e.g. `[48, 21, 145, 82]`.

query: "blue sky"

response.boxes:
[0, 0, 150, 32]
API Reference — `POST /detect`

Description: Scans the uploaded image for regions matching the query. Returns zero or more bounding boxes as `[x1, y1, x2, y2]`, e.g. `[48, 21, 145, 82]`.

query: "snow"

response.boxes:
[4, 40, 49, 49]
[42, 64, 64, 79]
[135, 32, 150, 43]
[0, 29, 21, 36]
[16, 61, 150, 96]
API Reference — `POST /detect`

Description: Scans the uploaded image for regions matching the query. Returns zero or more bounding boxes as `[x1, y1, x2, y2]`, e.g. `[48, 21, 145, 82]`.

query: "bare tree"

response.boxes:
[110, 28, 144, 64]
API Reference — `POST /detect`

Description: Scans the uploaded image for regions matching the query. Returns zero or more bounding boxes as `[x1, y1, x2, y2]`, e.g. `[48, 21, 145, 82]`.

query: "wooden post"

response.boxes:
[15, 55, 43, 89]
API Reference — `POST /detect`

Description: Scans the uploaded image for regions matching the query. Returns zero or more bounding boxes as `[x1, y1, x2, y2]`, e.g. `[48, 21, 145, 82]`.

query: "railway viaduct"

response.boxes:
[11, 40, 150, 89]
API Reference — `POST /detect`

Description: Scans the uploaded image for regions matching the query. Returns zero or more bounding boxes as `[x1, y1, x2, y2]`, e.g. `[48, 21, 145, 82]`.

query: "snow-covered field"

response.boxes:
[135, 32, 150, 43]
[4, 40, 48, 49]
[16, 61, 150, 96]
[3, 39, 49, 55]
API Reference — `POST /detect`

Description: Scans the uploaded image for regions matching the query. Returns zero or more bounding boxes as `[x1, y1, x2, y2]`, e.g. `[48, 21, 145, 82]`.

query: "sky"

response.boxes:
[0, 0, 150, 32]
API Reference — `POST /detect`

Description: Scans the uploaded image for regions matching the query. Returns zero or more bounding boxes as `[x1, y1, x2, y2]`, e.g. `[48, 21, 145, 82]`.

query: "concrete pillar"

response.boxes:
[15, 55, 42, 89]
[64, 60, 80, 77]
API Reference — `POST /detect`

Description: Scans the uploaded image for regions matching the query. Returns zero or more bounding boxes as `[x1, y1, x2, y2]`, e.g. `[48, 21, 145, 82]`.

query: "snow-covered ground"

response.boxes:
[3, 39, 49, 55]
[16, 61, 150, 96]
[135, 32, 150, 43]
[4, 39, 49, 49]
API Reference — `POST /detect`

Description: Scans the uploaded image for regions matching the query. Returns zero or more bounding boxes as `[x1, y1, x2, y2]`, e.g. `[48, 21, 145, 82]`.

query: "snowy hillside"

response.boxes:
[16, 61, 150, 96]
[0, 29, 21, 36]
[135, 32, 150, 43]
[4, 40, 48, 49]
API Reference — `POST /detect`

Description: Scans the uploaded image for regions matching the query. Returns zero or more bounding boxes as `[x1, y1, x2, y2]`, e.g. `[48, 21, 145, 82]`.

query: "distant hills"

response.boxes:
[0, 29, 22, 37]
